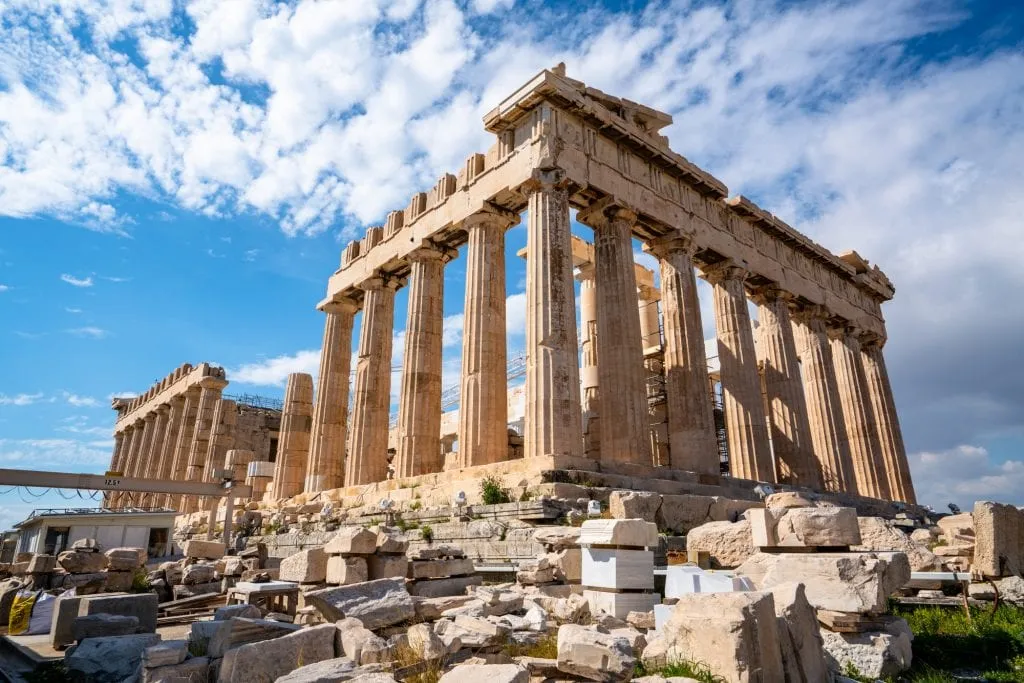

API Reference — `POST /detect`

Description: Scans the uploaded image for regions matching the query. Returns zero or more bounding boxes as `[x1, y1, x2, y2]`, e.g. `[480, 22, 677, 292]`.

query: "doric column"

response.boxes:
[860, 336, 917, 503]
[646, 233, 718, 474]
[578, 201, 651, 465]
[830, 325, 889, 500]
[346, 275, 401, 486]
[272, 373, 314, 499]
[154, 396, 185, 509]
[166, 387, 201, 511]
[753, 287, 821, 489]
[577, 264, 600, 460]
[183, 376, 227, 512]
[792, 307, 857, 493]
[395, 244, 452, 478]
[306, 298, 358, 493]
[203, 398, 237, 483]
[704, 261, 774, 482]
[522, 169, 583, 459]
[638, 283, 661, 354]
[458, 206, 518, 468]
[139, 406, 170, 507]
[108, 427, 132, 507]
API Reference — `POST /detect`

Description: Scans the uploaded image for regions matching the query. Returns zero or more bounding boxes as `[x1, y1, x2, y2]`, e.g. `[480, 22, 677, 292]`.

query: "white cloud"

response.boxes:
[66, 327, 109, 339]
[505, 291, 527, 336]
[60, 274, 94, 287]
[101, 276, 131, 283]
[0, 438, 112, 469]
[62, 392, 100, 408]
[0, 392, 44, 406]
[106, 392, 139, 401]
[471, 0, 515, 14]
[911, 445, 1024, 512]
[0, 284, 9, 292]
[442, 313, 464, 348]
[230, 349, 321, 387]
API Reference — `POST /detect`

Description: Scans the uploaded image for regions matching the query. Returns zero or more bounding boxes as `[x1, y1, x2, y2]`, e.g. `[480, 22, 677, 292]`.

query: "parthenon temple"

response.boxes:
[104, 66, 915, 510]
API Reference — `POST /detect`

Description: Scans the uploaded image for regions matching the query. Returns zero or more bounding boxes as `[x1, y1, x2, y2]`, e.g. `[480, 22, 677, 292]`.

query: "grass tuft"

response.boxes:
[502, 632, 558, 659]
[634, 658, 727, 683]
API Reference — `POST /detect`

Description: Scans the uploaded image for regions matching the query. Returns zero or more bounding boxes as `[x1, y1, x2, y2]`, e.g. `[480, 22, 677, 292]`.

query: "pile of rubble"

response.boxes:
[0, 539, 148, 598]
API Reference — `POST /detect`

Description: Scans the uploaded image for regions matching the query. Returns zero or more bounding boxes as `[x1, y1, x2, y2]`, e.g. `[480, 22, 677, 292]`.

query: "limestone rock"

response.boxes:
[767, 583, 828, 683]
[306, 578, 415, 629]
[326, 527, 378, 556]
[608, 490, 661, 523]
[72, 614, 139, 641]
[280, 547, 328, 583]
[821, 617, 913, 679]
[219, 623, 336, 683]
[58, 550, 108, 573]
[367, 554, 408, 580]
[578, 519, 658, 548]
[336, 617, 393, 664]
[183, 539, 226, 560]
[973, 501, 1024, 577]
[765, 491, 816, 509]
[104, 570, 134, 592]
[65, 633, 161, 683]
[27, 554, 56, 574]
[685, 519, 754, 569]
[414, 595, 478, 620]
[142, 655, 209, 683]
[626, 610, 655, 630]
[72, 538, 100, 552]
[774, 507, 861, 547]
[408, 574, 482, 598]
[376, 529, 409, 554]
[81, 593, 159, 633]
[556, 624, 635, 682]
[214, 603, 262, 621]
[641, 591, 784, 682]
[142, 639, 187, 668]
[854, 517, 943, 572]
[437, 615, 508, 648]
[996, 575, 1024, 604]
[328, 556, 369, 585]
[207, 617, 301, 657]
[105, 547, 146, 571]
[182, 563, 216, 585]
[407, 622, 447, 661]
[409, 558, 475, 579]
[275, 658, 394, 683]
[439, 664, 529, 683]
[937, 512, 975, 544]
[736, 552, 911, 615]
[533, 527, 581, 550]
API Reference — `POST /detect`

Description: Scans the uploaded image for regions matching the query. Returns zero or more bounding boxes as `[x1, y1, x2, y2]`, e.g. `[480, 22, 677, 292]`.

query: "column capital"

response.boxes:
[155, 404, 170, 415]
[644, 230, 698, 259]
[574, 262, 596, 282]
[749, 284, 794, 307]
[462, 203, 520, 232]
[858, 330, 887, 350]
[790, 303, 830, 326]
[198, 376, 229, 391]
[321, 296, 358, 315]
[358, 273, 403, 292]
[701, 259, 749, 285]
[142, 413, 156, 424]
[637, 282, 659, 301]
[518, 167, 569, 196]
[408, 242, 457, 264]
[826, 321, 861, 343]
[576, 196, 638, 229]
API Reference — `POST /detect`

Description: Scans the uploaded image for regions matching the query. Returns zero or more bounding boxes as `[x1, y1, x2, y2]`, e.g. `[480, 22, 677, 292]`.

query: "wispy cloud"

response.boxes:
[230, 350, 321, 387]
[60, 274, 94, 288]
[243, 249, 260, 262]
[106, 392, 139, 401]
[65, 307, 82, 314]
[66, 327, 109, 339]
[101, 276, 131, 283]
[0, 284, 10, 292]
[0, 438, 111, 468]
[0, 393, 44, 406]
[62, 392, 100, 408]
[14, 331, 46, 340]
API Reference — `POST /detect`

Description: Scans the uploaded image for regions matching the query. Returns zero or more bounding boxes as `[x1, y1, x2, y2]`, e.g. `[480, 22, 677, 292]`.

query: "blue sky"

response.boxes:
[1, 0, 1022, 529]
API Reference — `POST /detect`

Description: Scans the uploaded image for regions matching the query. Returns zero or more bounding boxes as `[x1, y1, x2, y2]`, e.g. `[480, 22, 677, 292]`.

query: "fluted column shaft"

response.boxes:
[305, 299, 357, 493]
[396, 246, 450, 478]
[347, 276, 400, 486]
[580, 203, 650, 465]
[638, 284, 661, 354]
[523, 170, 583, 459]
[793, 309, 856, 493]
[109, 428, 132, 507]
[648, 234, 718, 474]
[203, 398, 237, 482]
[183, 378, 227, 512]
[860, 339, 917, 503]
[154, 397, 185, 509]
[140, 406, 170, 507]
[830, 327, 889, 500]
[166, 387, 201, 510]
[577, 265, 600, 460]
[754, 289, 821, 488]
[274, 373, 314, 499]
[706, 262, 774, 482]
[459, 208, 517, 468]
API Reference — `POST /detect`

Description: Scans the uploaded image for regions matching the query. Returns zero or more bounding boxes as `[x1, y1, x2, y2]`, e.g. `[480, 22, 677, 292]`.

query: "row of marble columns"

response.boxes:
[106, 376, 231, 511]
[304, 173, 914, 503]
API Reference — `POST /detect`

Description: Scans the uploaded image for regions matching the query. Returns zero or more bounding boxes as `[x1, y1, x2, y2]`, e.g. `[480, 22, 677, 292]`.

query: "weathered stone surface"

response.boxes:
[184, 539, 226, 560]
[336, 617, 393, 664]
[62, 572, 107, 594]
[775, 507, 861, 547]
[409, 558, 475, 579]
[182, 563, 216, 585]
[641, 591, 784, 683]
[626, 610, 655, 630]
[80, 593, 159, 633]
[106, 547, 146, 571]
[142, 655, 209, 683]
[578, 519, 658, 548]
[973, 501, 1024, 577]
[937, 513, 974, 544]
[767, 583, 828, 683]
[273, 658, 358, 683]
[821, 617, 913, 679]
[27, 554, 56, 574]
[414, 595, 477, 620]
[72, 613, 140, 641]
[854, 517, 943, 572]
[50, 594, 84, 649]
[65, 633, 161, 683]
[173, 580, 221, 599]
[685, 519, 754, 569]
[306, 578, 415, 629]
[328, 556, 369, 585]
[72, 538, 100, 552]
[367, 554, 408, 580]
[556, 624, 635, 682]
[58, 550, 108, 573]
[142, 639, 188, 668]
[608, 490, 661, 523]
[408, 574, 482, 598]
[104, 570, 134, 592]
[219, 623, 336, 683]
[214, 603, 262, 621]
[326, 527, 378, 556]
[439, 664, 529, 683]
[736, 552, 911, 615]
[765, 492, 815, 510]
[208, 617, 301, 657]
[407, 622, 447, 661]
[533, 527, 581, 550]
[280, 547, 329, 583]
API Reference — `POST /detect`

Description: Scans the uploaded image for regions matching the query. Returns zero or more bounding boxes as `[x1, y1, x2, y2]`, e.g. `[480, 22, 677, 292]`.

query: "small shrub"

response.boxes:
[502, 632, 557, 659]
[130, 568, 151, 593]
[393, 643, 442, 683]
[634, 659, 727, 683]
[420, 525, 434, 544]
[409, 500, 422, 511]
[480, 475, 512, 505]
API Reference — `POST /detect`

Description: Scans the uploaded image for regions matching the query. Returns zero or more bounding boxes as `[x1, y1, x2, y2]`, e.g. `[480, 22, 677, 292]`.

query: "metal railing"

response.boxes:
[27, 506, 175, 518]
[225, 393, 284, 411]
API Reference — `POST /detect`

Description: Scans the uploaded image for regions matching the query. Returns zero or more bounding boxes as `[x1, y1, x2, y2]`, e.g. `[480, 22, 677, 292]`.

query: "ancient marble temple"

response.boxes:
[104, 66, 915, 508]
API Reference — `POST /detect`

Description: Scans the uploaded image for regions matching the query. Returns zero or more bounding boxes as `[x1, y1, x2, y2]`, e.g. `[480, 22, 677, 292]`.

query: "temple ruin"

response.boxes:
[103, 66, 915, 512]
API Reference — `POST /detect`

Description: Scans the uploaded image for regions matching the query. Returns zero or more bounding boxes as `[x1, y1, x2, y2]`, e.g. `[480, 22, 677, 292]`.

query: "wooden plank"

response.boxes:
[817, 610, 888, 633]
[159, 593, 225, 613]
